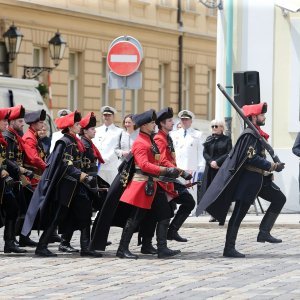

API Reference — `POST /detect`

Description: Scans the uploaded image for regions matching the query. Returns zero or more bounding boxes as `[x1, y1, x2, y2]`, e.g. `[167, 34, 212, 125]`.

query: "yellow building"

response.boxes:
[0, 0, 217, 123]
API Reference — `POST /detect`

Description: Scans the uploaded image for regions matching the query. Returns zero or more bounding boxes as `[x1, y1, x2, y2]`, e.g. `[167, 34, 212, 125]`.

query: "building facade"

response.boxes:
[216, 0, 300, 212]
[0, 0, 217, 124]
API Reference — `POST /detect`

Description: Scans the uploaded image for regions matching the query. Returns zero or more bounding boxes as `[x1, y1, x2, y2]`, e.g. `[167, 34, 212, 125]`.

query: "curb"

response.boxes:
[182, 222, 300, 229]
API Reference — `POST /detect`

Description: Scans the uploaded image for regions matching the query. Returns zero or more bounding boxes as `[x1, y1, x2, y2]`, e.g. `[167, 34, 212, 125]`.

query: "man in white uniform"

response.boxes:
[171, 110, 206, 211]
[93, 106, 123, 184]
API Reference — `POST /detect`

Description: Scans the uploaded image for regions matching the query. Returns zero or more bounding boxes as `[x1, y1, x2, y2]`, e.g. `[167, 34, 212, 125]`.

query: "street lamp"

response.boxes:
[23, 31, 66, 79]
[3, 23, 23, 62]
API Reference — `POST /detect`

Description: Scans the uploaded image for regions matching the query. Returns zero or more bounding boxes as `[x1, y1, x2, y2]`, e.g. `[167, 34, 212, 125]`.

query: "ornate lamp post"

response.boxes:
[23, 31, 66, 79]
[3, 23, 23, 63]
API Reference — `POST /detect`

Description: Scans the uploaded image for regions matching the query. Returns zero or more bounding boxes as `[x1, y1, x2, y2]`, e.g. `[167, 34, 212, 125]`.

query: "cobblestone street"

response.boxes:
[0, 216, 300, 299]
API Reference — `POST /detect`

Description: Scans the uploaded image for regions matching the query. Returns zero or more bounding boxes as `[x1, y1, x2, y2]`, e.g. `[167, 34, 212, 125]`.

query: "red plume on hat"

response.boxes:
[9, 105, 25, 121]
[0, 108, 11, 120]
[55, 110, 82, 129]
[242, 102, 267, 117]
[79, 112, 96, 129]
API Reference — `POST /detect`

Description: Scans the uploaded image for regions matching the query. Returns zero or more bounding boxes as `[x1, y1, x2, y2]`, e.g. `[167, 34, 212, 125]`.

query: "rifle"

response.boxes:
[217, 83, 282, 164]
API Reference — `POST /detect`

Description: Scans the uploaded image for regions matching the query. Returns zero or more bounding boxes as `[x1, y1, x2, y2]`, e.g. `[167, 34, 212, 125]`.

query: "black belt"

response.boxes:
[135, 169, 182, 184]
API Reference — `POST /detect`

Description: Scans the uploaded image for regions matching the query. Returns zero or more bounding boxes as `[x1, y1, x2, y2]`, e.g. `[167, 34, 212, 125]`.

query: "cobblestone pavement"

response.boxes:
[0, 219, 300, 299]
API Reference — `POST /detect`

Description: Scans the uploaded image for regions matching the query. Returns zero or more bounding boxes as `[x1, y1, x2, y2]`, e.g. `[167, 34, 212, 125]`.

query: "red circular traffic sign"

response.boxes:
[107, 41, 141, 77]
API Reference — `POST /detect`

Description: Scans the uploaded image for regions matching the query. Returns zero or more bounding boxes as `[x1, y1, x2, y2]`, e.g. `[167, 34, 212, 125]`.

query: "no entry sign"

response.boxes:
[107, 40, 142, 77]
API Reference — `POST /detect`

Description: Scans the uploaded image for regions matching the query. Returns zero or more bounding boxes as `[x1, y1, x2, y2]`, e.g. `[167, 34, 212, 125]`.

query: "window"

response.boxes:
[186, 0, 196, 11]
[159, 64, 165, 109]
[33, 47, 44, 81]
[68, 52, 78, 111]
[183, 66, 191, 109]
[102, 56, 109, 106]
[0, 42, 8, 75]
[158, 63, 170, 109]
[207, 69, 213, 119]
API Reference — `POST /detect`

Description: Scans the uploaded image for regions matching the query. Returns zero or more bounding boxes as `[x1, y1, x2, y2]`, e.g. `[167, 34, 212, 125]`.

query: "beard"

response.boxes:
[256, 120, 265, 126]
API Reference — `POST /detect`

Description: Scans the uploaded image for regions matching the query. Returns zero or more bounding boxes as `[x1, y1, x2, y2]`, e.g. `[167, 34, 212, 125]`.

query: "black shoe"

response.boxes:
[80, 249, 102, 257]
[4, 241, 27, 254]
[35, 247, 57, 257]
[48, 233, 61, 243]
[223, 247, 245, 258]
[141, 244, 157, 255]
[116, 248, 138, 259]
[167, 230, 188, 242]
[257, 231, 282, 243]
[58, 243, 79, 253]
[157, 247, 181, 259]
[19, 235, 38, 247]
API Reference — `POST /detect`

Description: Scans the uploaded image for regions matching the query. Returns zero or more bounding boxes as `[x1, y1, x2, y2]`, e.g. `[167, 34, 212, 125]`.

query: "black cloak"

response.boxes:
[90, 153, 135, 251]
[195, 128, 260, 223]
[21, 138, 79, 236]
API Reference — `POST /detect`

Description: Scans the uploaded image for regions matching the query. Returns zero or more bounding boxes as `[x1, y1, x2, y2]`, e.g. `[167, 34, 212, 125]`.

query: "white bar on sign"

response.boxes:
[111, 55, 137, 63]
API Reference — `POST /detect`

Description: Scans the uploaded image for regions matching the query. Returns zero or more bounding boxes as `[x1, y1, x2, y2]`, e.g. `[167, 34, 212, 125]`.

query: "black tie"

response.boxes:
[184, 129, 187, 138]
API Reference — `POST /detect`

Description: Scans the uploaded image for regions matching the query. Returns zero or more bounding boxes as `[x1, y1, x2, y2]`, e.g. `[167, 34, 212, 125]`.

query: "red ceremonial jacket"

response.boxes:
[154, 129, 178, 199]
[23, 127, 46, 181]
[120, 131, 161, 209]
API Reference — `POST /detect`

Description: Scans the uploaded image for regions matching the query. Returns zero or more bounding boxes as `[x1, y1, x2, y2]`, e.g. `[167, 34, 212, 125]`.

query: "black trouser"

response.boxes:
[227, 178, 286, 234]
[172, 190, 195, 216]
[2, 191, 19, 221]
[139, 186, 173, 241]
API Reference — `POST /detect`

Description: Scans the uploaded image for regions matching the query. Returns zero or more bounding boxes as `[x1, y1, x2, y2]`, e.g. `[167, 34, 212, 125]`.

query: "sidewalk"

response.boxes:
[184, 213, 300, 228]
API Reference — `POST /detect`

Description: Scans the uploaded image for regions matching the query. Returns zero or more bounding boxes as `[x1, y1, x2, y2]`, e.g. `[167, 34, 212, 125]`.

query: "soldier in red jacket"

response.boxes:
[22, 109, 47, 181]
[116, 109, 181, 259]
[4, 105, 37, 248]
[0, 108, 27, 254]
[154, 107, 195, 242]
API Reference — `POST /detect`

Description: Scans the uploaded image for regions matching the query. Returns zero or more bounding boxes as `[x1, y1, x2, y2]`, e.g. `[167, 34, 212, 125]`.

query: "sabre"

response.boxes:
[217, 83, 282, 163]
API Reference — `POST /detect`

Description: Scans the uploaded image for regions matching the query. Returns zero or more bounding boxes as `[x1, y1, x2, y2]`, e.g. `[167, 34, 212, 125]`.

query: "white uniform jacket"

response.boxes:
[93, 123, 123, 184]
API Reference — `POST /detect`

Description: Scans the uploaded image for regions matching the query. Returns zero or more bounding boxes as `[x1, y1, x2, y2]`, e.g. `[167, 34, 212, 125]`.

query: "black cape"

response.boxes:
[195, 128, 257, 223]
[90, 153, 135, 251]
[21, 139, 77, 236]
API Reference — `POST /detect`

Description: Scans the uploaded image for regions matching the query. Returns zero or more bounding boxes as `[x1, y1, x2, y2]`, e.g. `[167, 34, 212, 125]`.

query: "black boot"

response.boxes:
[167, 212, 189, 242]
[116, 218, 139, 259]
[157, 219, 181, 258]
[58, 231, 79, 253]
[80, 227, 102, 257]
[4, 221, 27, 254]
[48, 228, 61, 243]
[19, 233, 38, 247]
[223, 225, 245, 258]
[257, 212, 282, 243]
[141, 237, 157, 254]
[35, 229, 57, 257]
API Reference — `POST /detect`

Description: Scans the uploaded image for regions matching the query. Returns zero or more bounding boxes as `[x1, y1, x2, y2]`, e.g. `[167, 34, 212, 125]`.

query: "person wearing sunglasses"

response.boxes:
[198, 120, 232, 223]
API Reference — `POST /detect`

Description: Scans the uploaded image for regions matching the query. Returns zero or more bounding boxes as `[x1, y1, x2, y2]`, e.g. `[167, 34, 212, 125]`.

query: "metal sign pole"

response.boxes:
[121, 77, 127, 120]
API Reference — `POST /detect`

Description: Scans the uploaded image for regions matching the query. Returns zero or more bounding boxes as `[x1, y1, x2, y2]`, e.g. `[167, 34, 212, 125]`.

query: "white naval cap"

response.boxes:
[178, 109, 195, 119]
[100, 106, 117, 115]
[57, 109, 71, 117]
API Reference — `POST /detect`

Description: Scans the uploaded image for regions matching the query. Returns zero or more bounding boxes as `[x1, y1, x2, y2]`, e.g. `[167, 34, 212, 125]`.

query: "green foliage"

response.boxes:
[36, 82, 49, 97]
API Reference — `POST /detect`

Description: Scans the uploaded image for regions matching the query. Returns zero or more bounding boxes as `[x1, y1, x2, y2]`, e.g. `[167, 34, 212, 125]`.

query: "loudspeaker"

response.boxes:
[233, 71, 260, 108]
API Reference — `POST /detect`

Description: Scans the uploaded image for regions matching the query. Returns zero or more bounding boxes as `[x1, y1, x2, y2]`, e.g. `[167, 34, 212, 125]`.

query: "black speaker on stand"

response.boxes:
[234, 71, 264, 214]
[233, 71, 260, 108]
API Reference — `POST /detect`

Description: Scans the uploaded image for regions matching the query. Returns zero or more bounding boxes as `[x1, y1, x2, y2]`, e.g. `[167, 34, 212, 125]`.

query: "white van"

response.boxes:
[0, 76, 55, 136]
